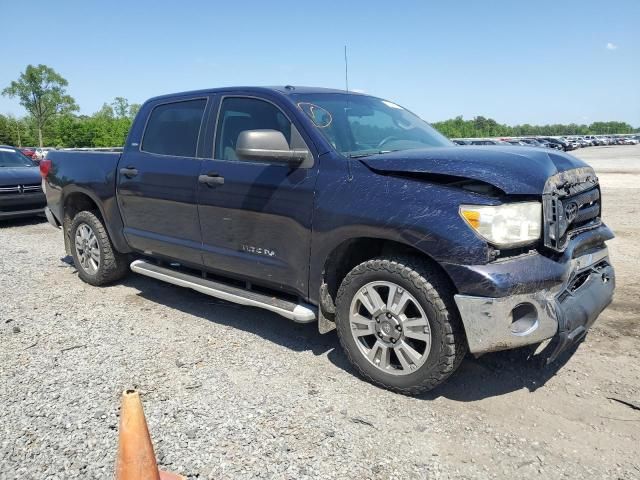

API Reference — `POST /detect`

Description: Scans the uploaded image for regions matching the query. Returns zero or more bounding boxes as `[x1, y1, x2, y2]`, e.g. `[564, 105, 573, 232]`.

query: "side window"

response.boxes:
[142, 99, 207, 157]
[215, 97, 302, 161]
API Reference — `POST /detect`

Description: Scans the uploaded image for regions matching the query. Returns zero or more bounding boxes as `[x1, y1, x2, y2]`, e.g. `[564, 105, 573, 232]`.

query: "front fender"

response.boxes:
[308, 157, 496, 301]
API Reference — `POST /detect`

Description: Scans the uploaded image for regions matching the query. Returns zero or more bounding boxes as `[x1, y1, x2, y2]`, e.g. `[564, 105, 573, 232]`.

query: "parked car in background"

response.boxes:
[519, 138, 550, 148]
[21, 147, 37, 159]
[570, 139, 583, 149]
[452, 139, 469, 145]
[530, 138, 562, 150]
[0, 146, 46, 220]
[541, 137, 572, 151]
[469, 139, 509, 145]
[34, 148, 54, 161]
[504, 139, 529, 146]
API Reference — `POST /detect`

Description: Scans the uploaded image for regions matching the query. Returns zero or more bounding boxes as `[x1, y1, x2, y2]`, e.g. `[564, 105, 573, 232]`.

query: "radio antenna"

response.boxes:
[343, 45, 354, 181]
[344, 45, 349, 93]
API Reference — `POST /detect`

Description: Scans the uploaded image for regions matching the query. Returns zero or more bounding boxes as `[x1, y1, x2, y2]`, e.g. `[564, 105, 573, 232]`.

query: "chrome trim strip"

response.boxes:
[130, 259, 316, 323]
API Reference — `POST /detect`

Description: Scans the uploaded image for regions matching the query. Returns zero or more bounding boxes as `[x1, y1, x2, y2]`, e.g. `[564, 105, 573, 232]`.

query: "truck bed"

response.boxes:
[45, 150, 128, 252]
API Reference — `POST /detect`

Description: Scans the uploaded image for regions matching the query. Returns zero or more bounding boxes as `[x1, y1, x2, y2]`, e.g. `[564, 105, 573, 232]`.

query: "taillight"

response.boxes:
[40, 159, 52, 178]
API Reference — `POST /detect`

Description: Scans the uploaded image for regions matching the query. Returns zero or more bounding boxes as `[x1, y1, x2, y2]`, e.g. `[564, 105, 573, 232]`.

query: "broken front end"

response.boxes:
[445, 167, 615, 361]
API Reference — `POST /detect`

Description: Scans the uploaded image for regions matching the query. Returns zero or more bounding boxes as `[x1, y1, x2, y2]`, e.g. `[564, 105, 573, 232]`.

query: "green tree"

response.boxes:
[129, 103, 141, 119]
[111, 96, 130, 118]
[0, 114, 14, 145]
[0, 114, 33, 147]
[2, 64, 78, 147]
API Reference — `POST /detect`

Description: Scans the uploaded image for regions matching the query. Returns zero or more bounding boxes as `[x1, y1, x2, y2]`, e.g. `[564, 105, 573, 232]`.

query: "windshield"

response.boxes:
[293, 93, 452, 157]
[0, 148, 34, 167]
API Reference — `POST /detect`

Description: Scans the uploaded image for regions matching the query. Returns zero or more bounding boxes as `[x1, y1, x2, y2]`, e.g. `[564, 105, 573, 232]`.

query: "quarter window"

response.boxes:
[142, 99, 207, 157]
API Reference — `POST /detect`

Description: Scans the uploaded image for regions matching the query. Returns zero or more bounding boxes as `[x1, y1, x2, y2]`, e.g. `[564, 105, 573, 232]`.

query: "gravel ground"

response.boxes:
[1, 145, 639, 479]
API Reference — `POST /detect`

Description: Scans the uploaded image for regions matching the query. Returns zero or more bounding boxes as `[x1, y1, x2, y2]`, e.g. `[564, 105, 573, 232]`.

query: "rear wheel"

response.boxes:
[335, 257, 466, 394]
[70, 210, 129, 286]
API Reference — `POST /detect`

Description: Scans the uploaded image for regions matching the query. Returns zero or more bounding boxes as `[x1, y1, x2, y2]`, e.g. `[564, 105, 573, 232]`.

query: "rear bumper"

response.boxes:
[453, 245, 614, 356]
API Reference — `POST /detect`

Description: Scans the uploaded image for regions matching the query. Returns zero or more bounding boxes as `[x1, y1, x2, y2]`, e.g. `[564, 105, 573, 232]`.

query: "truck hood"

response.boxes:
[359, 146, 590, 195]
[0, 166, 41, 187]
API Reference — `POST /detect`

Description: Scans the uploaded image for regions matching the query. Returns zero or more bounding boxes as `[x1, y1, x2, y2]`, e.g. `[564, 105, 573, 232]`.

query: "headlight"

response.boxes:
[459, 202, 542, 247]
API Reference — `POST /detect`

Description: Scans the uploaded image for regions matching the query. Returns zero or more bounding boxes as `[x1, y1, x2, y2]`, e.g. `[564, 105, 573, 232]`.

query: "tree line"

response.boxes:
[0, 98, 140, 148]
[431, 115, 637, 139]
[1, 64, 637, 148]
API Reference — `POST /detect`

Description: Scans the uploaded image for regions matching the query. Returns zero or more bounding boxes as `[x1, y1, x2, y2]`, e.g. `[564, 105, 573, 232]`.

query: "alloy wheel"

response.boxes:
[74, 223, 100, 275]
[349, 281, 432, 375]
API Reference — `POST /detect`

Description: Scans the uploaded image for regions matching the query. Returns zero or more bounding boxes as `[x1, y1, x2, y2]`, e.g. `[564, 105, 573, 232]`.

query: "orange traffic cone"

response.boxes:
[116, 389, 185, 480]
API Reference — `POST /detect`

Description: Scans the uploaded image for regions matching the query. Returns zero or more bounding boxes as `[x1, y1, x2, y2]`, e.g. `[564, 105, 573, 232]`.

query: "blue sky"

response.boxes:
[1, 0, 638, 126]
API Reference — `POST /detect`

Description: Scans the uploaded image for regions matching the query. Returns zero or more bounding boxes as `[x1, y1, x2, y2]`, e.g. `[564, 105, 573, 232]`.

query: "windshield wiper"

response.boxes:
[347, 150, 396, 158]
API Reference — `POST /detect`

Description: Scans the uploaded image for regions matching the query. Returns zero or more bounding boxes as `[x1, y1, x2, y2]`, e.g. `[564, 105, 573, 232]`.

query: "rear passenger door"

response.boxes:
[196, 95, 318, 298]
[117, 97, 208, 265]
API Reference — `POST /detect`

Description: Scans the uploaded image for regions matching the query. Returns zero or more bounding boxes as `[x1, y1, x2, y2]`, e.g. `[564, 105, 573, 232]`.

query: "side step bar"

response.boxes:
[130, 259, 316, 323]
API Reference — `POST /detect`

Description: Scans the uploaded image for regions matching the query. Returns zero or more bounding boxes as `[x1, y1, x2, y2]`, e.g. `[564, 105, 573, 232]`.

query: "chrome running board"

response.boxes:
[130, 259, 316, 323]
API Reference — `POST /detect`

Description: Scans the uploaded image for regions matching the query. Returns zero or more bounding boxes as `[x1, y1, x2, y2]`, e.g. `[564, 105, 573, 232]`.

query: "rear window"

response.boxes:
[141, 99, 207, 157]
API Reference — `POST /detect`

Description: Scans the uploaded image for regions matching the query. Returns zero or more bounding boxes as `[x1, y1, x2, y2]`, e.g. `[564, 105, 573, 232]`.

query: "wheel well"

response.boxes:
[322, 238, 456, 310]
[62, 192, 102, 255]
[64, 192, 101, 221]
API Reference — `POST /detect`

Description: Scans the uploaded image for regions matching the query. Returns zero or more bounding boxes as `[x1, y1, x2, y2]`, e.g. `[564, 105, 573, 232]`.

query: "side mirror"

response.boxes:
[235, 130, 308, 166]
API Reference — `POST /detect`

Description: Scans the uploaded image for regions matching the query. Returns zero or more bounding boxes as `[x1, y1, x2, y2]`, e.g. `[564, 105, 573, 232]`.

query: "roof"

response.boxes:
[145, 86, 364, 104]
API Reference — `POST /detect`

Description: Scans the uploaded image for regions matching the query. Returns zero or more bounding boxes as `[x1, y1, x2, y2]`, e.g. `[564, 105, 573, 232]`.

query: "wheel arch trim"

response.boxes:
[61, 185, 131, 253]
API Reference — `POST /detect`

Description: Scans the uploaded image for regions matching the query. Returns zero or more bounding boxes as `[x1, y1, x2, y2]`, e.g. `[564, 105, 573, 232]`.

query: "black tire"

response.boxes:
[69, 210, 129, 286]
[335, 256, 467, 395]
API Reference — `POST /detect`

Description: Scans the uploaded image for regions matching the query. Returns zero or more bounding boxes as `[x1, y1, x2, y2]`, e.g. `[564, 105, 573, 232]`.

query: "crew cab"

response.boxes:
[42, 87, 615, 394]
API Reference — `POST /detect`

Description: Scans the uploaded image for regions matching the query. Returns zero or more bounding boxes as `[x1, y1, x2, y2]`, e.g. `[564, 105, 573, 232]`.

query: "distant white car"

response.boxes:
[35, 147, 59, 160]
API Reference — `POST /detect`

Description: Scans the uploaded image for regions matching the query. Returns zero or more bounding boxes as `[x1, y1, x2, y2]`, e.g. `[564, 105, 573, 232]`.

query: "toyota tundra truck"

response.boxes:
[42, 87, 615, 394]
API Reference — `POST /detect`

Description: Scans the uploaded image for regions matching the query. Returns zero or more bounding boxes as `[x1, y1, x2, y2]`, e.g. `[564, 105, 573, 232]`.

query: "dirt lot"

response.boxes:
[1, 145, 639, 479]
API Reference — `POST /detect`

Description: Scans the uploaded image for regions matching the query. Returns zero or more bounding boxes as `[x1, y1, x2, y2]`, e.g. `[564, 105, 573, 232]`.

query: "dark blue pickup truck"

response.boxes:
[42, 87, 615, 393]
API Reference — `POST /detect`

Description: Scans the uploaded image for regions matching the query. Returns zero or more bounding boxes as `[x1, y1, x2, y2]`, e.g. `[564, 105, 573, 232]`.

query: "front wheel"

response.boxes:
[335, 257, 467, 394]
[69, 210, 129, 286]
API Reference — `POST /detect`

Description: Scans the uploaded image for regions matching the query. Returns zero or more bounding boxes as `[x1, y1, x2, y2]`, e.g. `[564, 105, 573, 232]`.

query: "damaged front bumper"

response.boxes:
[447, 226, 615, 357]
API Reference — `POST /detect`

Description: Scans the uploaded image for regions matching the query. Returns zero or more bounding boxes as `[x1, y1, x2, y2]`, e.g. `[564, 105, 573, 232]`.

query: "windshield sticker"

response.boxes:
[297, 103, 333, 128]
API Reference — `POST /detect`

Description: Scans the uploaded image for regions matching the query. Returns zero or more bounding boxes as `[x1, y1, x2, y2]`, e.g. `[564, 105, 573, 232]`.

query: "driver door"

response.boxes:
[196, 95, 318, 297]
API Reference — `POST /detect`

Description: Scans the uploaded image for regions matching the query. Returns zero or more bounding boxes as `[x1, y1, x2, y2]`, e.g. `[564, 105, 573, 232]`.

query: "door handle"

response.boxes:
[198, 172, 224, 187]
[119, 166, 139, 178]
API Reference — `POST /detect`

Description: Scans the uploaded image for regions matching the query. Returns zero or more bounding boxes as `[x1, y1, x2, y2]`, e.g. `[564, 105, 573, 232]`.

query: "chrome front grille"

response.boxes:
[543, 183, 601, 251]
[0, 183, 42, 195]
[22, 184, 42, 193]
